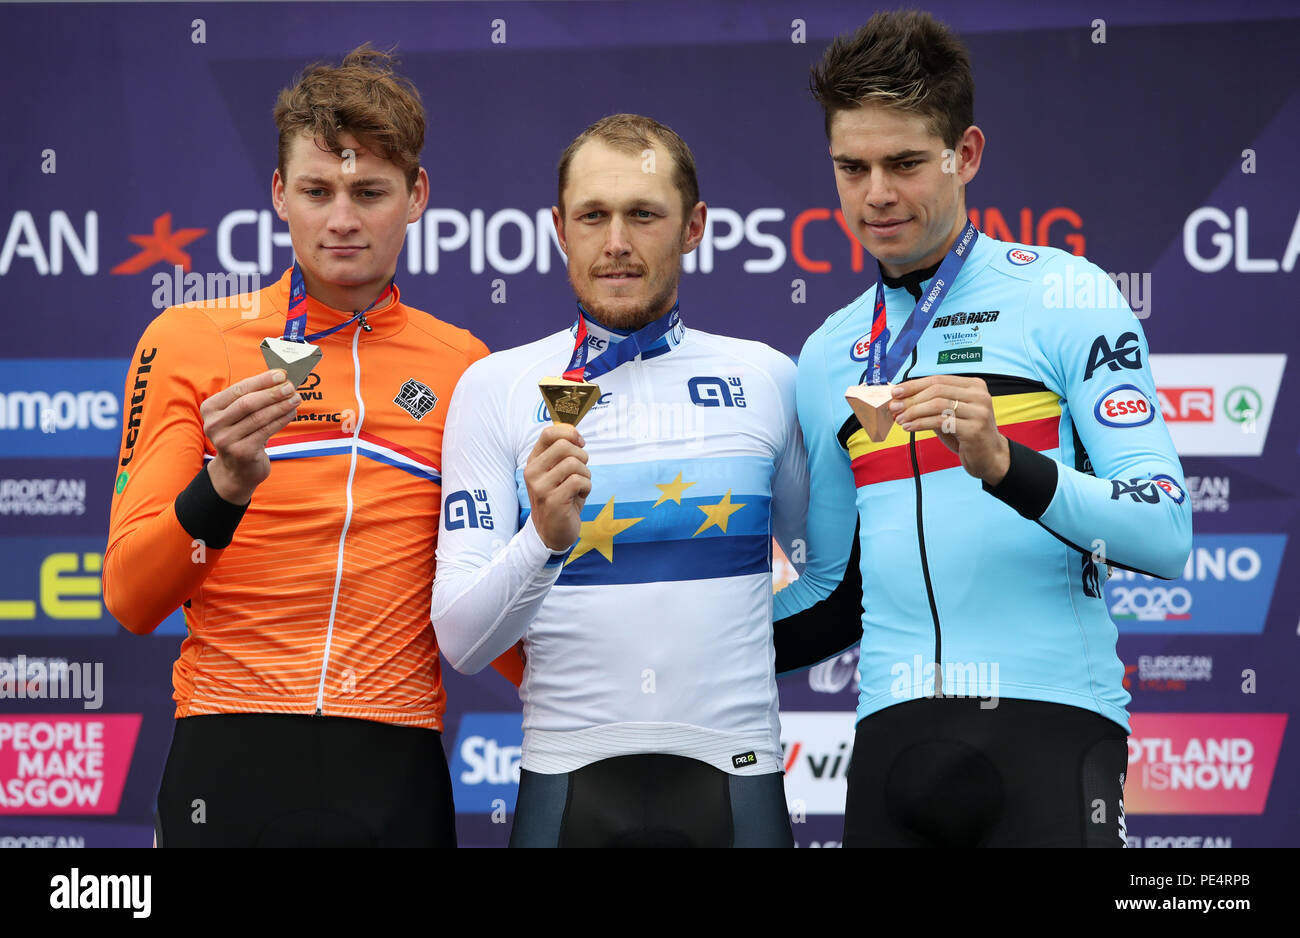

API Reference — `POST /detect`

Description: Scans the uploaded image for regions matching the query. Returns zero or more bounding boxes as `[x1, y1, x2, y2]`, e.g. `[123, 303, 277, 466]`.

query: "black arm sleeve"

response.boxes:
[773, 519, 863, 675]
[174, 464, 250, 550]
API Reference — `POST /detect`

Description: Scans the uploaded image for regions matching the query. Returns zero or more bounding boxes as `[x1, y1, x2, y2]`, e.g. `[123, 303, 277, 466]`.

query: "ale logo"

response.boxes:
[1224, 386, 1262, 425]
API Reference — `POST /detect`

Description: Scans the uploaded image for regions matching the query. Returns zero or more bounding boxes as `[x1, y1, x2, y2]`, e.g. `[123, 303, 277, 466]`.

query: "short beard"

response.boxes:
[571, 270, 680, 331]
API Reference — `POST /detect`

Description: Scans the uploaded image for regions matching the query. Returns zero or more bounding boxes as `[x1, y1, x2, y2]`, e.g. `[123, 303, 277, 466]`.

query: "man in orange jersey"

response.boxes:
[102, 45, 487, 847]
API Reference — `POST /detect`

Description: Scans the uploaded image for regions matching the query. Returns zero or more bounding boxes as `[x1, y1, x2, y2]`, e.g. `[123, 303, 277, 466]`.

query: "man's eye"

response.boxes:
[839, 164, 863, 175]
[581, 211, 602, 221]
[360, 190, 384, 199]
[305, 188, 327, 197]
[897, 160, 921, 170]
[633, 209, 654, 219]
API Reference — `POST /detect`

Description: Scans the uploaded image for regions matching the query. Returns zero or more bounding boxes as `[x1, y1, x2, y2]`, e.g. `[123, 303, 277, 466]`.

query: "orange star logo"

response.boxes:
[112, 212, 207, 274]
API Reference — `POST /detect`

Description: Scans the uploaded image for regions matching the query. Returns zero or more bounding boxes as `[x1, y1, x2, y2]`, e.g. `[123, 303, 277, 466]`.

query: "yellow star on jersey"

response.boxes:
[652, 472, 697, 507]
[692, 489, 746, 537]
[566, 496, 645, 565]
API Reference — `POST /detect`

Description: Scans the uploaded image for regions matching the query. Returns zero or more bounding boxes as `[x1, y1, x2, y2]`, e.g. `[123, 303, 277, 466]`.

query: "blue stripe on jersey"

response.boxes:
[264, 447, 441, 482]
[515, 455, 773, 515]
[556, 533, 772, 586]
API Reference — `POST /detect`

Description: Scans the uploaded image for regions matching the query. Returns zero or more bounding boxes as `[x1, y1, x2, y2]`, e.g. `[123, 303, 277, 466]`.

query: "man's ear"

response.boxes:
[956, 125, 985, 187]
[271, 168, 289, 223]
[551, 205, 568, 255]
[406, 166, 431, 224]
[681, 201, 707, 254]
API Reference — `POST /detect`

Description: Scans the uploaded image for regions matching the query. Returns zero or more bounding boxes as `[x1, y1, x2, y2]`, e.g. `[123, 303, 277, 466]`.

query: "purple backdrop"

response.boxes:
[1, 1, 1297, 848]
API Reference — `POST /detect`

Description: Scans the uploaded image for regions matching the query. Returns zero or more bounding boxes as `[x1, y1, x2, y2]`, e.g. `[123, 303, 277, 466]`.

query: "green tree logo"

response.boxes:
[1224, 386, 1262, 425]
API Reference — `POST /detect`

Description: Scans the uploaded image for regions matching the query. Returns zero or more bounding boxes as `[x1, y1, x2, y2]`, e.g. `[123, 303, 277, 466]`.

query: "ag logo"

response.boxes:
[1223, 386, 1262, 425]
[850, 332, 874, 362]
[1007, 248, 1038, 265]
[1110, 478, 1162, 504]
[1094, 384, 1154, 428]
[1084, 332, 1142, 381]
[394, 378, 438, 421]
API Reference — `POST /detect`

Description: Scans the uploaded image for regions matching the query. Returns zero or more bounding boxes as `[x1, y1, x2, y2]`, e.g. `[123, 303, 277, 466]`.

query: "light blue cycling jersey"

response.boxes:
[774, 234, 1192, 732]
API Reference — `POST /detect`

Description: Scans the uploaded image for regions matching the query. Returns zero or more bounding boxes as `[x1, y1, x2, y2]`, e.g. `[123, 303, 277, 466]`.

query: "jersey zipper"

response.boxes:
[901, 348, 944, 695]
[315, 326, 366, 714]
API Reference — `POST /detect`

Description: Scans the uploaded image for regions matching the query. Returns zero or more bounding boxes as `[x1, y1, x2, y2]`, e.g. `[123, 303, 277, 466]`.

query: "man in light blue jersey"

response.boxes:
[432, 114, 805, 847]
[773, 11, 1192, 847]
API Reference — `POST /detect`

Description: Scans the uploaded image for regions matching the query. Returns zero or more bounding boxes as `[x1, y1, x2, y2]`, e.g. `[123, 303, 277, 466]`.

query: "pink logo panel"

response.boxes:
[0, 714, 142, 815]
[1126, 713, 1287, 815]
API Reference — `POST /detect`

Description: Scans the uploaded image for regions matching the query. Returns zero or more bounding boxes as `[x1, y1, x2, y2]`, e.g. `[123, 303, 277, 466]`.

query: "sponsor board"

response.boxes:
[1123, 655, 1212, 693]
[1124, 713, 1286, 815]
[0, 537, 186, 637]
[0, 821, 155, 848]
[807, 648, 860, 695]
[1149, 354, 1285, 456]
[0, 360, 128, 458]
[780, 711, 856, 815]
[448, 713, 522, 813]
[1184, 475, 1229, 513]
[1125, 834, 1232, 848]
[0, 714, 141, 815]
[1104, 534, 1284, 634]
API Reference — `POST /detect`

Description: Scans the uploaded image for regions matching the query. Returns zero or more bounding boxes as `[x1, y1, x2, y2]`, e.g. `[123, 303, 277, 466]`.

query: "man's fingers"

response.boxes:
[528, 424, 585, 459]
[214, 394, 301, 451]
[536, 456, 592, 494]
[893, 374, 984, 397]
[526, 439, 589, 478]
[203, 370, 288, 415]
[205, 380, 298, 436]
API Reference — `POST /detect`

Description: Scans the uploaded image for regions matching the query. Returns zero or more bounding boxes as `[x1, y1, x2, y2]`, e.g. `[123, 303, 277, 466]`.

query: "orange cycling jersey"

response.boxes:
[103, 268, 488, 729]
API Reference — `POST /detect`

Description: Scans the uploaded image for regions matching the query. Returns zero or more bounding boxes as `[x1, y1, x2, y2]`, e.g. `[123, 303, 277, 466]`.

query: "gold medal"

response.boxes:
[539, 376, 602, 426]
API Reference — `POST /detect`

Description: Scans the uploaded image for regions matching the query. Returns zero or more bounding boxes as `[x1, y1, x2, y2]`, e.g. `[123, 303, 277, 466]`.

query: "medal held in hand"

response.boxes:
[539, 304, 681, 427]
[263, 262, 393, 388]
[539, 375, 602, 426]
[260, 336, 322, 389]
[845, 221, 979, 442]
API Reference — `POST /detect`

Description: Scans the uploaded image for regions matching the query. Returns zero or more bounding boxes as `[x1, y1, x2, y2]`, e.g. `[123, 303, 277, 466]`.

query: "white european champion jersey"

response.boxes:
[431, 314, 808, 775]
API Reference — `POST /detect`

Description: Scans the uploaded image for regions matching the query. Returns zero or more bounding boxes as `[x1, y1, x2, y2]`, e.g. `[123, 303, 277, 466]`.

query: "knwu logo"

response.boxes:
[444, 489, 493, 530]
[688, 376, 746, 407]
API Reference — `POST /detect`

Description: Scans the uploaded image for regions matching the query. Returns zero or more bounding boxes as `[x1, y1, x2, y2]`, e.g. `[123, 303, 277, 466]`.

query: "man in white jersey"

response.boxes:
[431, 114, 806, 847]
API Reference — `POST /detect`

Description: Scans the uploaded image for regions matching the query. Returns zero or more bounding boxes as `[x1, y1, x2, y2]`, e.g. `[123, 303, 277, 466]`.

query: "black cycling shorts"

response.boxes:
[843, 697, 1128, 847]
[510, 753, 793, 848]
[155, 713, 457, 847]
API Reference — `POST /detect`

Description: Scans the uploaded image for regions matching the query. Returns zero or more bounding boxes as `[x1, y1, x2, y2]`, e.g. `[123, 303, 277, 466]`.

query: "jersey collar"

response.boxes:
[570, 303, 687, 362]
[272, 267, 408, 341]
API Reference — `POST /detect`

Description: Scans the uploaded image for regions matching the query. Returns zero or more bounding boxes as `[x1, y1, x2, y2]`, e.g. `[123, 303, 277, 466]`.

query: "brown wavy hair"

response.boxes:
[811, 10, 974, 149]
[556, 113, 700, 223]
[273, 43, 425, 189]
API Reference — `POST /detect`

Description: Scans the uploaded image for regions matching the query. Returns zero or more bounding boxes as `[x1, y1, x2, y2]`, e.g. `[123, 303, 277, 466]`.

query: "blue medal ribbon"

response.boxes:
[864, 220, 979, 384]
[282, 261, 394, 343]
[563, 302, 681, 382]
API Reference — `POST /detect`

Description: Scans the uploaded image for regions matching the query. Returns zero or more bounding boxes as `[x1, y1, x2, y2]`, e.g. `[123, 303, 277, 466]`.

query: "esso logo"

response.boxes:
[1095, 384, 1155, 427]
[850, 332, 873, 362]
[1151, 474, 1186, 504]
[1007, 248, 1038, 266]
